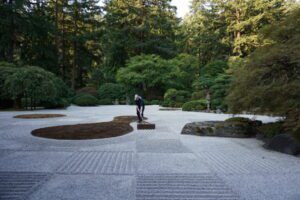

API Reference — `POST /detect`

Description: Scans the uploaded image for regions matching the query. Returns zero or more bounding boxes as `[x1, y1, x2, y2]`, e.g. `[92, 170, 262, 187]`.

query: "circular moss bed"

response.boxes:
[14, 114, 66, 119]
[31, 116, 144, 140]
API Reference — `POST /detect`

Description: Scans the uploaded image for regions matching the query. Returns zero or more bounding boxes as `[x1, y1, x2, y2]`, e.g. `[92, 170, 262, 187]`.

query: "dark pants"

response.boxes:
[141, 105, 145, 118]
[137, 105, 145, 122]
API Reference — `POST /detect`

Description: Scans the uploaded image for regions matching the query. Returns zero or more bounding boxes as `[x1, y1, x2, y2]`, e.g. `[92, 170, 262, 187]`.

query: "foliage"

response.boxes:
[42, 98, 70, 109]
[192, 60, 230, 110]
[163, 88, 190, 107]
[182, 99, 207, 111]
[257, 121, 284, 138]
[227, 7, 300, 124]
[1, 63, 71, 109]
[117, 54, 175, 99]
[98, 83, 125, 101]
[168, 54, 199, 90]
[98, 98, 114, 105]
[181, 1, 230, 65]
[0, 0, 102, 89]
[5, 66, 57, 109]
[72, 94, 99, 106]
[77, 87, 98, 97]
[191, 91, 206, 100]
[210, 74, 232, 110]
[103, 0, 178, 72]
[150, 100, 162, 105]
[0, 62, 18, 104]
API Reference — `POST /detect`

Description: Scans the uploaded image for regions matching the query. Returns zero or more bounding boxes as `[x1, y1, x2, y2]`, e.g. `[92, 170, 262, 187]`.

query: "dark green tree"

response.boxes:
[227, 7, 300, 132]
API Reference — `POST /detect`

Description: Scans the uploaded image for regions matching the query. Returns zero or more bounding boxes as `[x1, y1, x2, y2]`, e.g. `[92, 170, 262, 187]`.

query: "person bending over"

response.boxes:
[134, 94, 145, 122]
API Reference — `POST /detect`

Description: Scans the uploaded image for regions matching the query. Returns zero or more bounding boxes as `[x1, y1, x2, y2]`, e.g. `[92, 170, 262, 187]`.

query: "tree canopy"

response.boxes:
[0, 0, 299, 132]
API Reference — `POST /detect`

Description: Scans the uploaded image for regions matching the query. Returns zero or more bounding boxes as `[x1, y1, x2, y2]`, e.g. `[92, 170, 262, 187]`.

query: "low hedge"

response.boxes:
[42, 98, 70, 109]
[72, 94, 99, 106]
[182, 99, 207, 111]
[98, 98, 113, 105]
[257, 121, 284, 138]
[76, 87, 98, 97]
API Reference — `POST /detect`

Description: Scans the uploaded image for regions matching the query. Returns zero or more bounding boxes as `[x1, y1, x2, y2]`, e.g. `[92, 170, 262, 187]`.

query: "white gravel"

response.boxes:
[0, 105, 299, 200]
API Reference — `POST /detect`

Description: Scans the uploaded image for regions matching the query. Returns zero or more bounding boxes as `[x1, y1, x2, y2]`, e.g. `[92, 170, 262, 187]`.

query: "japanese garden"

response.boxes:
[0, 0, 299, 200]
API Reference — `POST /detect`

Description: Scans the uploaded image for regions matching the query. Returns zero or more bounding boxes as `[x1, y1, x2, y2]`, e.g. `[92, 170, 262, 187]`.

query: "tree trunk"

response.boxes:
[8, 0, 15, 62]
[61, 1, 66, 80]
[71, 0, 79, 90]
[14, 97, 22, 109]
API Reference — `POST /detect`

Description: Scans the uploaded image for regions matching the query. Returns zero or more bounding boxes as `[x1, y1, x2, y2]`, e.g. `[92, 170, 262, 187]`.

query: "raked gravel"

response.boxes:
[0, 105, 299, 200]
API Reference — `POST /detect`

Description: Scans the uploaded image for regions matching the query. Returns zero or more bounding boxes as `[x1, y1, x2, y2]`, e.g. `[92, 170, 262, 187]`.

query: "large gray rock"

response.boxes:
[181, 121, 256, 138]
[264, 134, 300, 156]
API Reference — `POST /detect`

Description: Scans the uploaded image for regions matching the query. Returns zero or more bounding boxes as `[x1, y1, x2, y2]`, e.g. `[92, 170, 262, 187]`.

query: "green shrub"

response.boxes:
[98, 83, 125, 101]
[72, 94, 99, 106]
[42, 98, 70, 109]
[182, 99, 207, 111]
[150, 100, 162, 105]
[163, 89, 190, 107]
[98, 98, 113, 105]
[191, 91, 206, 100]
[77, 87, 98, 97]
[257, 121, 284, 138]
[5, 66, 64, 109]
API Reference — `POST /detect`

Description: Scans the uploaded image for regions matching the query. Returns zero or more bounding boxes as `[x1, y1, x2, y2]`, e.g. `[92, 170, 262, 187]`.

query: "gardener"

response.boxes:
[134, 94, 145, 122]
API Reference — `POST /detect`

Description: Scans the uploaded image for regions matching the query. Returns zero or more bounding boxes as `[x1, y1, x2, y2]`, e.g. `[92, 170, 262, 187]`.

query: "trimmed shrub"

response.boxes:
[98, 83, 125, 102]
[1, 63, 72, 110]
[150, 100, 162, 105]
[257, 121, 284, 138]
[182, 99, 207, 111]
[42, 98, 70, 109]
[77, 87, 98, 97]
[98, 98, 113, 105]
[73, 94, 99, 106]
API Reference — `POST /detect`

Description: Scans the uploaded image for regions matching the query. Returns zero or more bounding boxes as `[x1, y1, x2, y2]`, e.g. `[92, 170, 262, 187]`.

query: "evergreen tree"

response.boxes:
[103, 0, 178, 75]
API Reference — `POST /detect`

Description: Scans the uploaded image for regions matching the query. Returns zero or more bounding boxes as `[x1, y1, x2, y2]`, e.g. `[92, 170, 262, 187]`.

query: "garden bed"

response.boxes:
[31, 116, 143, 140]
[14, 114, 66, 119]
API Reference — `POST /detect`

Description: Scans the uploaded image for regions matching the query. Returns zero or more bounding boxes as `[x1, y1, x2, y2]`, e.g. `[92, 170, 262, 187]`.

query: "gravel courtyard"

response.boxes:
[0, 105, 299, 200]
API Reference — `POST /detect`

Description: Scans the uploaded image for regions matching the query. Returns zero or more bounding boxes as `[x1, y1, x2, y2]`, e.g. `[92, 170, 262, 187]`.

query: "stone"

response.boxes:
[137, 123, 155, 130]
[181, 121, 255, 138]
[264, 134, 300, 156]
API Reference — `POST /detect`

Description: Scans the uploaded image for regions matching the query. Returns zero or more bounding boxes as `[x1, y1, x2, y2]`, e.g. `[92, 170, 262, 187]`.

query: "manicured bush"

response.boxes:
[77, 87, 98, 97]
[72, 94, 99, 106]
[150, 100, 162, 105]
[0, 63, 72, 110]
[98, 83, 125, 102]
[182, 99, 207, 111]
[0, 63, 18, 108]
[98, 98, 113, 105]
[257, 121, 284, 138]
[42, 98, 70, 109]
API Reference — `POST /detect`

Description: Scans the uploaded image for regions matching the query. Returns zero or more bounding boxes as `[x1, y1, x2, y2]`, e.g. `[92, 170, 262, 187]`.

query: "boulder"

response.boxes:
[264, 134, 300, 156]
[181, 121, 255, 138]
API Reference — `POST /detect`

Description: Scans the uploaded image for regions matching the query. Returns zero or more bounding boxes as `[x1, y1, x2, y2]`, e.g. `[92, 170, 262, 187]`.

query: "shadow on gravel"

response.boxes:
[31, 116, 145, 140]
